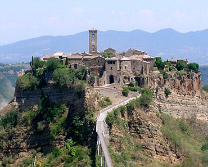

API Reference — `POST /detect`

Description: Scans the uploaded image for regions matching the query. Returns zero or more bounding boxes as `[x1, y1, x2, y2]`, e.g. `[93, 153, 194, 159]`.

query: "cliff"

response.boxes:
[147, 71, 208, 120]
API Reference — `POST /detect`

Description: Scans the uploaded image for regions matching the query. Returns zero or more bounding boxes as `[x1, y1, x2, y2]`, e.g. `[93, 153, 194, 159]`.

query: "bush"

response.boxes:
[164, 88, 171, 98]
[75, 82, 85, 98]
[75, 66, 87, 80]
[176, 71, 187, 75]
[0, 111, 18, 128]
[46, 58, 61, 71]
[52, 68, 76, 89]
[154, 57, 165, 70]
[106, 112, 115, 128]
[31, 57, 45, 70]
[38, 96, 66, 123]
[126, 101, 134, 114]
[176, 60, 186, 71]
[187, 63, 199, 73]
[201, 143, 208, 151]
[102, 52, 113, 58]
[24, 110, 37, 124]
[169, 66, 176, 71]
[122, 87, 129, 97]
[140, 88, 153, 107]
[16, 73, 39, 91]
[160, 70, 169, 79]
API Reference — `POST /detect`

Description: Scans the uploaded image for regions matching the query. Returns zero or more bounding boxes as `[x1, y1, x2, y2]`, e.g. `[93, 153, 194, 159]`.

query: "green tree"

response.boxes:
[75, 82, 85, 98]
[122, 87, 129, 97]
[0, 111, 18, 128]
[46, 58, 61, 71]
[176, 60, 186, 71]
[160, 70, 169, 79]
[187, 63, 199, 72]
[52, 68, 76, 89]
[66, 57, 69, 65]
[31, 57, 45, 70]
[140, 88, 153, 107]
[16, 73, 39, 91]
[154, 57, 165, 70]
[75, 66, 87, 80]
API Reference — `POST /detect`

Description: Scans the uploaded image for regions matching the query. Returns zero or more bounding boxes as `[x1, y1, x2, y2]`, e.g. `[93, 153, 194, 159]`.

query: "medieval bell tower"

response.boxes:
[89, 29, 97, 54]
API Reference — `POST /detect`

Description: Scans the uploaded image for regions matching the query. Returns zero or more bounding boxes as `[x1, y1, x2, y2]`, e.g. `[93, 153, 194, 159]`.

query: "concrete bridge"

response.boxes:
[96, 94, 140, 167]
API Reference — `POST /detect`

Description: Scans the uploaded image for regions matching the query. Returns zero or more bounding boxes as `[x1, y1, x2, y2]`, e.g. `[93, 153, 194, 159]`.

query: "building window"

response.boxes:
[112, 61, 115, 64]
[92, 33, 95, 38]
[110, 67, 112, 70]
[125, 66, 127, 69]
[74, 64, 78, 69]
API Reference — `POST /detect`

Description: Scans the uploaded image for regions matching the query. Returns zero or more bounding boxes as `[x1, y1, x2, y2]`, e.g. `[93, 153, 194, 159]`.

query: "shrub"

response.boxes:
[75, 66, 87, 80]
[176, 71, 187, 75]
[46, 58, 61, 71]
[179, 120, 188, 133]
[75, 82, 85, 98]
[160, 70, 169, 79]
[169, 66, 176, 71]
[187, 63, 199, 73]
[24, 110, 37, 124]
[176, 60, 186, 71]
[122, 87, 129, 97]
[52, 68, 76, 89]
[164, 88, 171, 98]
[106, 112, 115, 128]
[102, 52, 114, 58]
[38, 96, 66, 123]
[16, 73, 39, 91]
[0, 111, 18, 128]
[154, 57, 165, 70]
[140, 88, 153, 107]
[126, 101, 134, 114]
[201, 143, 208, 151]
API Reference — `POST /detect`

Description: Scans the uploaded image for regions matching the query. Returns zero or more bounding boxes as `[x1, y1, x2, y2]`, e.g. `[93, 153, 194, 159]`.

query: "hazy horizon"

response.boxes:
[1, 0, 208, 45]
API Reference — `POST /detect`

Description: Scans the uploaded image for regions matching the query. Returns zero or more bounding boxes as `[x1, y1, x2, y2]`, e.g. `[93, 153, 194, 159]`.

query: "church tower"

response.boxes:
[89, 29, 97, 54]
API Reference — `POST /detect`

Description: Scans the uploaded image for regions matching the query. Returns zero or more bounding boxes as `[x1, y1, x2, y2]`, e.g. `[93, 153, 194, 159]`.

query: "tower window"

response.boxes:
[92, 33, 95, 38]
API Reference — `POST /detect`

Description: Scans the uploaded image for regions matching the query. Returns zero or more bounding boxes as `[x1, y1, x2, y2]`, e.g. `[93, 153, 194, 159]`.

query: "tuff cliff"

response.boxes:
[149, 71, 208, 120]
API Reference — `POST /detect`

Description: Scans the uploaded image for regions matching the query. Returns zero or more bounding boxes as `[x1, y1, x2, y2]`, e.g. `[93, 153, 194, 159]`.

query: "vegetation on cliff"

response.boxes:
[0, 93, 97, 166]
[106, 93, 208, 167]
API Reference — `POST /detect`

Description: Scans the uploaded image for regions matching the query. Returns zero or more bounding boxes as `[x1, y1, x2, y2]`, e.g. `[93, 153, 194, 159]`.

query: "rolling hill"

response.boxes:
[0, 29, 208, 65]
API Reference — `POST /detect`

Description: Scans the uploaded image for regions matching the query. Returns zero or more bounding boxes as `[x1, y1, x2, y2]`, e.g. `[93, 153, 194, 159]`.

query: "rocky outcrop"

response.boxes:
[148, 71, 208, 120]
[110, 108, 181, 164]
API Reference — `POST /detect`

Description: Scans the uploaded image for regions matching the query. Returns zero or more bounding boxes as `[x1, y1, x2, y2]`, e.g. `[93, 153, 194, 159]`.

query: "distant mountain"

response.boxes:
[1, 28, 208, 65]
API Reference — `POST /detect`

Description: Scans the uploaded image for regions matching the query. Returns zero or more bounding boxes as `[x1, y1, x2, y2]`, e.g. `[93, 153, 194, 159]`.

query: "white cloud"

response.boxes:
[72, 7, 84, 16]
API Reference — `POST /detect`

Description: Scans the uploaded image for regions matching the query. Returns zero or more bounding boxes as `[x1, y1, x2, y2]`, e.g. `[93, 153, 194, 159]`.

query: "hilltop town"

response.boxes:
[0, 29, 208, 167]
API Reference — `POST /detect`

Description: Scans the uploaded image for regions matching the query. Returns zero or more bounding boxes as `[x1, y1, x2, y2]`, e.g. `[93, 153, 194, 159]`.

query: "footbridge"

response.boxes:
[96, 94, 140, 167]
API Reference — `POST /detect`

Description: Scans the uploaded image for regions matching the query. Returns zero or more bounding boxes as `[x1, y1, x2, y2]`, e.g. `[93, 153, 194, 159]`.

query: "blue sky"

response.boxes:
[0, 0, 208, 45]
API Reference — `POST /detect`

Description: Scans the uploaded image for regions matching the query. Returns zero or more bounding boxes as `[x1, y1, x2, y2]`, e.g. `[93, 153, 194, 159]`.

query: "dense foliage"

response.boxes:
[176, 60, 186, 71]
[154, 57, 165, 70]
[16, 73, 39, 91]
[52, 68, 76, 89]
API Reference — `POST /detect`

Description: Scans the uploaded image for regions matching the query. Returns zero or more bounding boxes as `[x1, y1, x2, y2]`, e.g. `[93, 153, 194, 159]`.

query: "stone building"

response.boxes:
[41, 29, 156, 87]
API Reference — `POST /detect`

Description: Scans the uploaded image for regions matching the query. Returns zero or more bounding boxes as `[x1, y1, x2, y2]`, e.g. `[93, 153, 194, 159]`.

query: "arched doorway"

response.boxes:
[109, 75, 114, 84]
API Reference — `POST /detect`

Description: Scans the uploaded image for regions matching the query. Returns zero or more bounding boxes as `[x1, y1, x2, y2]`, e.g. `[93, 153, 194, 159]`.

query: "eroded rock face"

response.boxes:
[110, 109, 182, 164]
[149, 72, 208, 120]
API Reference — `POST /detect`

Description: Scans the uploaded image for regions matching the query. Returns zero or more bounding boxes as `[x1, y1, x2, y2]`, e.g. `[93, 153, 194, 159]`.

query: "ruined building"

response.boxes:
[41, 29, 155, 87]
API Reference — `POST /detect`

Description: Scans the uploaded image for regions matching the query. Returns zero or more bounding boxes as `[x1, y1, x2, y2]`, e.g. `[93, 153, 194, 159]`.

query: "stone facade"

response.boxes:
[41, 29, 156, 87]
